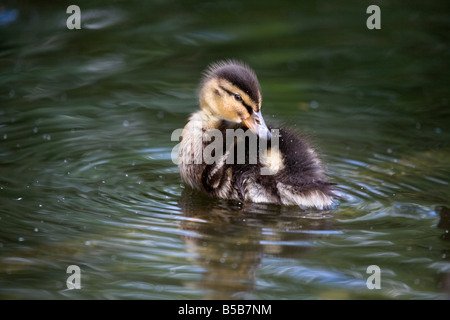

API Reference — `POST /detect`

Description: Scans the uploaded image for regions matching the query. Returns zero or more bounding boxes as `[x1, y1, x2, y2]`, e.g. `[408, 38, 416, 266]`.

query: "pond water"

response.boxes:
[1, 0, 449, 299]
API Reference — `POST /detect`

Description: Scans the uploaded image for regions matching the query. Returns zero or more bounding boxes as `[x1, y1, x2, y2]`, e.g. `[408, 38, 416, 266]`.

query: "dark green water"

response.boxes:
[1, 0, 449, 299]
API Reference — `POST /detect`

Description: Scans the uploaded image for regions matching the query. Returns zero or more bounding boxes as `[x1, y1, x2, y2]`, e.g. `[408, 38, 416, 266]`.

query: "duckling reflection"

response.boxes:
[178, 188, 336, 299]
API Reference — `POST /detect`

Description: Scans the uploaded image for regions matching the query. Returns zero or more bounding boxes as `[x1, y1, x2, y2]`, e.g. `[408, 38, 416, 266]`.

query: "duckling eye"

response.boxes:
[233, 93, 243, 102]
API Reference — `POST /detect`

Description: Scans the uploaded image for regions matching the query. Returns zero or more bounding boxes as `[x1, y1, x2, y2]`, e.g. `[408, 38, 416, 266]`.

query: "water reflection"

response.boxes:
[81, 8, 125, 30]
[178, 188, 337, 299]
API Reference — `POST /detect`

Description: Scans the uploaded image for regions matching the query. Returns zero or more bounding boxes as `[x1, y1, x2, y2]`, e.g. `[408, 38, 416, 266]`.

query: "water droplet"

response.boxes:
[16, 197, 22, 200]
[85, 241, 91, 246]
[33, 127, 38, 133]
[123, 120, 129, 127]
[18, 237, 24, 242]
[310, 100, 319, 109]
[387, 148, 392, 154]
[3, 134, 7, 139]
[39, 204, 42, 207]
[435, 127, 442, 134]
[34, 228, 39, 232]
[125, 173, 128, 177]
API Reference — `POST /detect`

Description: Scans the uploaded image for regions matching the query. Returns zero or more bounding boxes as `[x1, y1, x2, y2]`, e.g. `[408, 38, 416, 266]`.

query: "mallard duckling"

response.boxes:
[178, 60, 335, 210]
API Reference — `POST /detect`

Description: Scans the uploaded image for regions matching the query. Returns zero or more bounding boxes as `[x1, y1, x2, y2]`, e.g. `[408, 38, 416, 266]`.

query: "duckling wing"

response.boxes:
[269, 127, 335, 209]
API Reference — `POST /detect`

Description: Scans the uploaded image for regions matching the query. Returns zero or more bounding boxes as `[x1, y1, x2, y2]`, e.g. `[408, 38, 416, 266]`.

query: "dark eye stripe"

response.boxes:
[242, 101, 253, 114]
[219, 86, 234, 97]
[219, 86, 253, 114]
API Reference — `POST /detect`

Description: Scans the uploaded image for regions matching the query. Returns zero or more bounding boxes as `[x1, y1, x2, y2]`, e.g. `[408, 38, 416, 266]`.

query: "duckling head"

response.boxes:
[199, 60, 271, 140]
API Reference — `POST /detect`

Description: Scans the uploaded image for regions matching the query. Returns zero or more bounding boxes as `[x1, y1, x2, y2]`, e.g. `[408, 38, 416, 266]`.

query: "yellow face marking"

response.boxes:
[218, 81, 259, 114]
[200, 78, 261, 123]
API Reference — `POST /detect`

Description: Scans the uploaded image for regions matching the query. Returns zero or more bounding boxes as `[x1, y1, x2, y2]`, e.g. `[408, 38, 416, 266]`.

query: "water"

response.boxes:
[1, 0, 449, 299]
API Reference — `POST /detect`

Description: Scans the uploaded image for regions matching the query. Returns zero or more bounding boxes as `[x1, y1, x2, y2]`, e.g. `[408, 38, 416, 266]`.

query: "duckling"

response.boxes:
[178, 60, 335, 210]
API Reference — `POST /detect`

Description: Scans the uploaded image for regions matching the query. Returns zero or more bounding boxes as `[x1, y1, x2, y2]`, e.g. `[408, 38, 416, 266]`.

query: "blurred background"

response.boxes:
[0, 0, 449, 299]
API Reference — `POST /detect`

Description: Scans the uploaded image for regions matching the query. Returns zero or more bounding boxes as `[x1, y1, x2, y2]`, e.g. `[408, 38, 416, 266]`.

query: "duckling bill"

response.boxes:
[178, 60, 335, 210]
